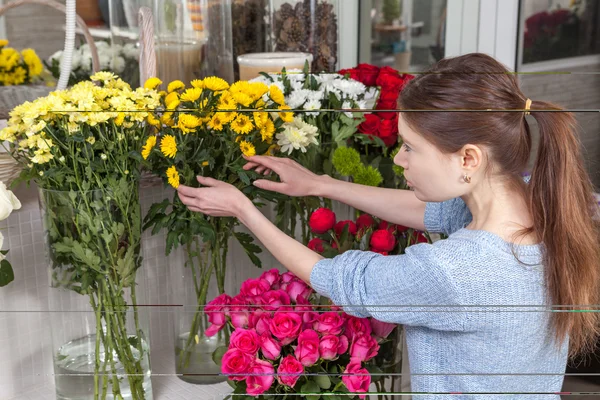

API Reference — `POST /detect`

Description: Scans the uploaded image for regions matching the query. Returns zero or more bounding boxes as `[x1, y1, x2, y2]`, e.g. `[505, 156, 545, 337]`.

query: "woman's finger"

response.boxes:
[176, 184, 198, 197]
[242, 161, 259, 171]
[187, 206, 203, 213]
[263, 169, 272, 176]
[196, 175, 220, 186]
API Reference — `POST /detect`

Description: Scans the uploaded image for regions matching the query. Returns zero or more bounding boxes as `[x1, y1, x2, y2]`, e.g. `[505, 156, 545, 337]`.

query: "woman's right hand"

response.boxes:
[242, 155, 327, 197]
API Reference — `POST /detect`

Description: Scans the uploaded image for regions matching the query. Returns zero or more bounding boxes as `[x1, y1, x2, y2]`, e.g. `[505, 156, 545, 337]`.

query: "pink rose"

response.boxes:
[370, 319, 396, 339]
[260, 268, 281, 288]
[246, 358, 275, 396]
[314, 312, 345, 335]
[204, 293, 232, 336]
[261, 290, 291, 312]
[295, 300, 319, 331]
[249, 310, 272, 336]
[276, 355, 304, 387]
[295, 329, 320, 367]
[345, 316, 372, 341]
[240, 278, 271, 299]
[285, 280, 313, 303]
[221, 348, 252, 381]
[230, 328, 261, 356]
[350, 334, 380, 362]
[281, 271, 296, 284]
[230, 295, 251, 329]
[260, 333, 281, 360]
[319, 334, 347, 360]
[270, 311, 303, 345]
[342, 360, 371, 399]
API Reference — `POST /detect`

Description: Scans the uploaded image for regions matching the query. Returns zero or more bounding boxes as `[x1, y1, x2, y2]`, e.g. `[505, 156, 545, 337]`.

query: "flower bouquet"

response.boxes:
[250, 64, 378, 243]
[142, 76, 318, 381]
[0, 71, 160, 399]
[206, 268, 399, 399]
[46, 41, 140, 87]
[337, 64, 414, 189]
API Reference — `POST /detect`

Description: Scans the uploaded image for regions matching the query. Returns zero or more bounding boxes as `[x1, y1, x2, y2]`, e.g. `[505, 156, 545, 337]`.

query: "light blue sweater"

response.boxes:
[310, 197, 568, 399]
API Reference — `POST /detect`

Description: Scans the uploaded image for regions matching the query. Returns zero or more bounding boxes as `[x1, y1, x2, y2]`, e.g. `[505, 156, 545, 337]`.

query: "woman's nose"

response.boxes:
[394, 149, 407, 169]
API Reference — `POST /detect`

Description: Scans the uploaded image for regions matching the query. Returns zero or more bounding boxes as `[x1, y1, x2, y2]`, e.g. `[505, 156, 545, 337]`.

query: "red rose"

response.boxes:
[339, 68, 360, 81]
[376, 99, 398, 120]
[308, 238, 325, 253]
[356, 214, 376, 230]
[379, 90, 400, 103]
[396, 224, 409, 233]
[378, 118, 399, 146]
[334, 220, 358, 237]
[357, 114, 381, 136]
[410, 231, 429, 244]
[309, 207, 336, 234]
[378, 221, 397, 233]
[376, 67, 405, 94]
[356, 63, 380, 86]
[370, 229, 397, 252]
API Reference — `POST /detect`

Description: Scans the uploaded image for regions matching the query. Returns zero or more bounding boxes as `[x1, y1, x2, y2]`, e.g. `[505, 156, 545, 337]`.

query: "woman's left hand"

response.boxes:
[176, 176, 252, 218]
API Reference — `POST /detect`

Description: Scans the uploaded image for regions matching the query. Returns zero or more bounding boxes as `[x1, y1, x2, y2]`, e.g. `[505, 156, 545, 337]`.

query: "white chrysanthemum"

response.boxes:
[286, 69, 305, 81]
[122, 43, 139, 60]
[365, 87, 380, 100]
[286, 89, 311, 109]
[290, 79, 304, 91]
[356, 100, 367, 110]
[342, 100, 353, 118]
[332, 79, 366, 100]
[276, 117, 319, 154]
[307, 90, 324, 102]
[98, 53, 111, 70]
[110, 56, 126, 73]
[315, 73, 337, 84]
[49, 50, 63, 62]
[303, 99, 322, 116]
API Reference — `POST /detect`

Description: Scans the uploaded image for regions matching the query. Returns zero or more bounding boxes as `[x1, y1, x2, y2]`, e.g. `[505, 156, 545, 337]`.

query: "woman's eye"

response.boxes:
[402, 143, 411, 152]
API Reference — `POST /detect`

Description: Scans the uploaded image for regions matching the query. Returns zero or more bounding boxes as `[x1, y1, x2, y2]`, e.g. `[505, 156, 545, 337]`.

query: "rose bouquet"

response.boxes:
[0, 180, 21, 287]
[338, 64, 414, 189]
[206, 268, 398, 399]
[47, 41, 140, 87]
[141, 76, 318, 378]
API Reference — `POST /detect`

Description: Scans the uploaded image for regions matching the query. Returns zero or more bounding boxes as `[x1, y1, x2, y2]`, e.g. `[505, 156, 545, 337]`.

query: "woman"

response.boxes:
[176, 53, 600, 398]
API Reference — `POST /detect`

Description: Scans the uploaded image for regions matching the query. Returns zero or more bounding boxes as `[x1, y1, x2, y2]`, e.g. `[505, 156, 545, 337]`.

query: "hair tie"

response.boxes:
[524, 98, 532, 115]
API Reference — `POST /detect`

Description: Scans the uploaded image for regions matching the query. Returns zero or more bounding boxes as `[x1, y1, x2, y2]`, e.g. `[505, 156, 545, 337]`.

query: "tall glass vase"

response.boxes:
[171, 228, 232, 384]
[42, 186, 153, 400]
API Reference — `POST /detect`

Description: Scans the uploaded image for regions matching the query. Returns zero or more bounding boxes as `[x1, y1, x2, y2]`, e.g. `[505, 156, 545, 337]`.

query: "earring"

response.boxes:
[463, 174, 472, 183]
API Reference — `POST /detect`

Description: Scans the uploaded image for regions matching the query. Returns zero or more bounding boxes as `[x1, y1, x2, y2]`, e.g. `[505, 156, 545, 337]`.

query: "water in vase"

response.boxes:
[175, 331, 227, 384]
[53, 334, 153, 400]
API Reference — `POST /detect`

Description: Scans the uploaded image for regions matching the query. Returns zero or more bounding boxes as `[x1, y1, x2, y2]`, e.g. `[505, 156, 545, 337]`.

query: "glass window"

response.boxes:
[360, 0, 448, 71]
[521, 0, 600, 64]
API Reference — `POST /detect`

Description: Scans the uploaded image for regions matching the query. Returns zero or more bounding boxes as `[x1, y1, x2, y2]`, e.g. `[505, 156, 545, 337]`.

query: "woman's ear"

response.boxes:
[460, 144, 484, 171]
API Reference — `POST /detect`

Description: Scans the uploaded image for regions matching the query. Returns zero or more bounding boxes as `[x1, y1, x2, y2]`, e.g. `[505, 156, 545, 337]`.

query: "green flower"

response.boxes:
[332, 147, 362, 176]
[390, 146, 405, 176]
[353, 165, 383, 187]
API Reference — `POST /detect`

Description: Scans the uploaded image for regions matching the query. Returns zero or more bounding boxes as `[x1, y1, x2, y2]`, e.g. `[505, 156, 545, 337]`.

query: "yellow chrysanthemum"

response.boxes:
[161, 111, 175, 126]
[165, 92, 180, 110]
[269, 84, 285, 105]
[21, 48, 43, 76]
[191, 79, 204, 89]
[201, 161, 209, 166]
[91, 71, 117, 82]
[217, 106, 238, 123]
[253, 111, 268, 129]
[166, 165, 180, 189]
[232, 92, 253, 107]
[0, 40, 8, 47]
[278, 105, 294, 123]
[203, 76, 230, 91]
[158, 90, 167, 97]
[248, 82, 269, 100]
[147, 113, 161, 127]
[231, 114, 253, 135]
[230, 81, 251, 94]
[11, 67, 26, 85]
[114, 112, 126, 126]
[177, 114, 200, 134]
[260, 119, 276, 142]
[86, 136, 96, 145]
[142, 136, 157, 160]
[209, 113, 225, 131]
[180, 87, 202, 102]
[144, 77, 163, 90]
[168, 80, 186, 93]
[218, 93, 238, 110]
[239, 141, 256, 157]
[31, 148, 53, 164]
[263, 144, 279, 156]
[160, 134, 177, 158]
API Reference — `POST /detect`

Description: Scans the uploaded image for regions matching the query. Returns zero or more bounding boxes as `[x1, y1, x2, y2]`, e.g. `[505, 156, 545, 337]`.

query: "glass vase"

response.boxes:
[171, 231, 232, 384]
[268, 0, 340, 72]
[231, 0, 270, 80]
[42, 186, 153, 400]
[366, 326, 404, 399]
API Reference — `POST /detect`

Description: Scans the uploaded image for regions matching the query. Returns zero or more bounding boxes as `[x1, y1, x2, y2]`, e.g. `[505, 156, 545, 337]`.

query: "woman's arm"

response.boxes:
[244, 155, 427, 231]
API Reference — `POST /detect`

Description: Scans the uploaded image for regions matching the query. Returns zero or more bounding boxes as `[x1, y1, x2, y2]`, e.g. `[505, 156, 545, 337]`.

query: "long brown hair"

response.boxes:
[399, 53, 600, 357]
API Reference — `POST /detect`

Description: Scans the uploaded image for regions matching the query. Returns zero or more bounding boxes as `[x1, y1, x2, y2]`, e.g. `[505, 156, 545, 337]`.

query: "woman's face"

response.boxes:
[393, 114, 469, 202]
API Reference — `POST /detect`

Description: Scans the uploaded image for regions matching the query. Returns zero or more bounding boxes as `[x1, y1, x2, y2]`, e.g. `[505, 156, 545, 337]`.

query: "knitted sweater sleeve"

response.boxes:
[310, 243, 468, 331]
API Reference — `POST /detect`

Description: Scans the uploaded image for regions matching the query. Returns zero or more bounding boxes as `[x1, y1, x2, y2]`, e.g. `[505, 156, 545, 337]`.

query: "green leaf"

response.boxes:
[259, 72, 274, 82]
[314, 374, 331, 390]
[166, 231, 179, 255]
[234, 231, 263, 268]
[301, 380, 320, 395]
[365, 364, 384, 383]
[0, 260, 15, 287]
[212, 345, 228, 365]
